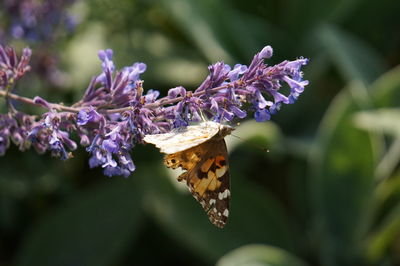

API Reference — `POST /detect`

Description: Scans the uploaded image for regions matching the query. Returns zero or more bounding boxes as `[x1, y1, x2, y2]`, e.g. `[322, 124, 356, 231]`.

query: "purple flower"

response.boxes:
[77, 108, 103, 126]
[97, 49, 114, 89]
[0, 112, 37, 154]
[0, 45, 32, 89]
[28, 112, 77, 160]
[228, 64, 248, 81]
[98, 49, 115, 72]
[144, 90, 160, 104]
[83, 50, 149, 110]
[0, 44, 309, 178]
[89, 148, 104, 168]
[183, 45, 308, 123]
[259, 45, 273, 59]
[255, 109, 271, 122]
[197, 62, 231, 93]
[78, 108, 140, 177]
[126, 62, 147, 81]
[168, 86, 186, 98]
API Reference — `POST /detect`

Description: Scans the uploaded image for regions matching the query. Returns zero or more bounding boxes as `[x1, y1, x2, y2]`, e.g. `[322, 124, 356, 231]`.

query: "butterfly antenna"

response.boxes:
[230, 133, 270, 152]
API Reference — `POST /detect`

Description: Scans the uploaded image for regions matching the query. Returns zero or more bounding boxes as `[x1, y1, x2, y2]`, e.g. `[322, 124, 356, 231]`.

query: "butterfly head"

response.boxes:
[216, 123, 234, 139]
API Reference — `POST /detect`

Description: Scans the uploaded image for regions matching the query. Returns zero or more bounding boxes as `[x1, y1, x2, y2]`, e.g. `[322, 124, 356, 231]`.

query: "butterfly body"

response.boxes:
[143, 121, 233, 228]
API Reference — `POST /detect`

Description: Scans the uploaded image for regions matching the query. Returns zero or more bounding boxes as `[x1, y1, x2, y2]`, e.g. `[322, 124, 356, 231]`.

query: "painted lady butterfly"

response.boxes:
[143, 121, 233, 228]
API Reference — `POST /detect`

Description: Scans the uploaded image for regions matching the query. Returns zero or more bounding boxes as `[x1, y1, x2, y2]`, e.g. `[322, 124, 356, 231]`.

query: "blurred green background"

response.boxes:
[1, 0, 400, 265]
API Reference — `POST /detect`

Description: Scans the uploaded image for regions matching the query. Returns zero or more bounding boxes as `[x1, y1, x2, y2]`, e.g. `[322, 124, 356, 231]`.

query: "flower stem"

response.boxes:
[0, 90, 81, 113]
[0, 79, 245, 114]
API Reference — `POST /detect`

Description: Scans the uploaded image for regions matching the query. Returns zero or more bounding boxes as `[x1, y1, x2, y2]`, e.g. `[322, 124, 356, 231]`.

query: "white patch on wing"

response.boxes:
[218, 189, 230, 200]
[223, 209, 229, 217]
[216, 166, 227, 178]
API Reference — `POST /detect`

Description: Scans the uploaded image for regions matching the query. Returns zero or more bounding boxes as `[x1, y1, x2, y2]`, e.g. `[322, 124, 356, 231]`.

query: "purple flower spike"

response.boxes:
[0, 45, 32, 89]
[0, 44, 309, 178]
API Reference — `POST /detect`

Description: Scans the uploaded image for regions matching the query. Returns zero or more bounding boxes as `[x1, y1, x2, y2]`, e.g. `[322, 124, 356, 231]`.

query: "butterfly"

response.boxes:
[143, 121, 234, 228]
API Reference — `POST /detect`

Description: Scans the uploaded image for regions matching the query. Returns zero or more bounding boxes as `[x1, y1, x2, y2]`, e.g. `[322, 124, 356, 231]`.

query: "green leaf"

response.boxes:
[366, 202, 400, 263]
[16, 180, 143, 266]
[216, 244, 308, 266]
[309, 82, 380, 265]
[354, 65, 400, 181]
[370, 65, 400, 108]
[316, 24, 386, 85]
[373, 172, 400, 208]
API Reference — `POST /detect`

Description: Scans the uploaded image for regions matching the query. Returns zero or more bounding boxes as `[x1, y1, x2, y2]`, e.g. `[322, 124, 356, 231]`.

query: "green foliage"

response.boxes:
[1, 0, 400, 265]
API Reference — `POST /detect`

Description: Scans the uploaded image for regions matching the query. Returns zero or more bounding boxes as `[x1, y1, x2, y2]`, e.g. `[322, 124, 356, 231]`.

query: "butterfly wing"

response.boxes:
[143, 122, 219, 154]
[164, 139, 230, 228]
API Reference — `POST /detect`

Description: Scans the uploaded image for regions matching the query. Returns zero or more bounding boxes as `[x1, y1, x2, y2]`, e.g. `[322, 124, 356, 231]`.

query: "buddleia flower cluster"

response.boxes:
[0, 44, 309, 177]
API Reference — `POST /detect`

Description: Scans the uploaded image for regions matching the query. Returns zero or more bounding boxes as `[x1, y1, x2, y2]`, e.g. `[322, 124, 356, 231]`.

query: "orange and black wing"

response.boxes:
[164, 139, 230, 228]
